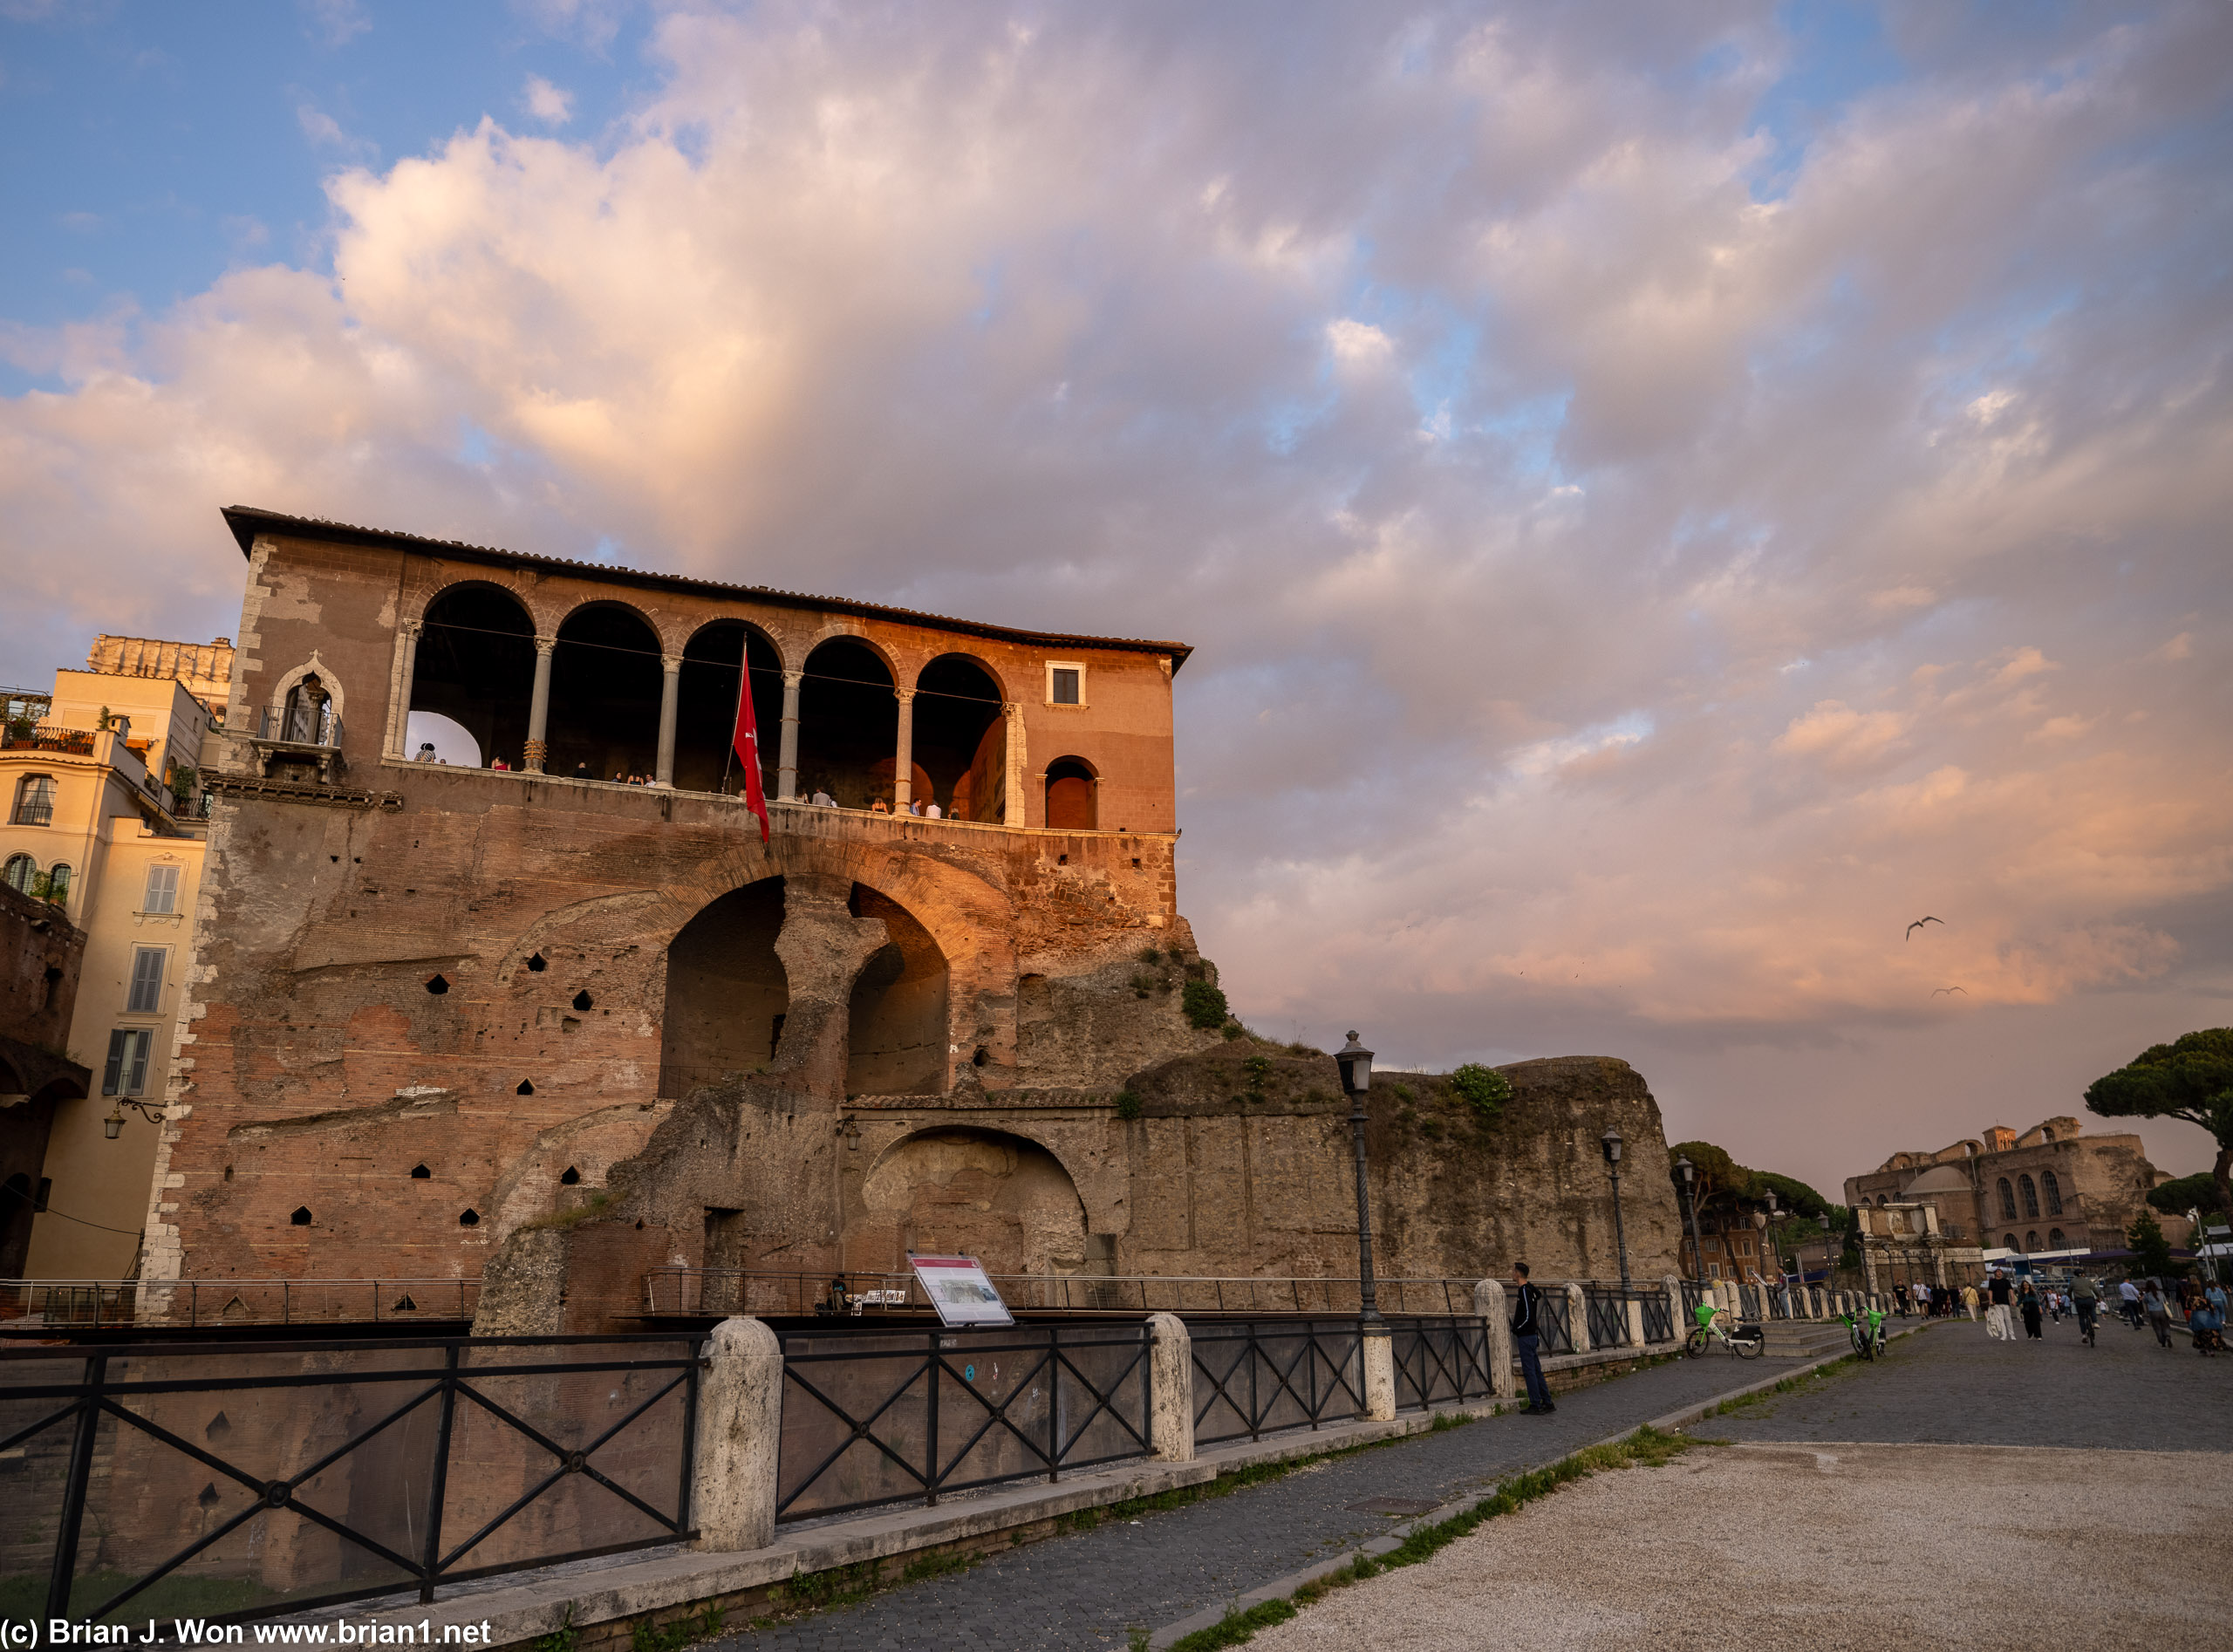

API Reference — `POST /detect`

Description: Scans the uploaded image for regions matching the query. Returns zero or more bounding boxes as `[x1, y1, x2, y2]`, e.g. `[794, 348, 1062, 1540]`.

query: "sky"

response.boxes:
[3, 1, 2229, 1198]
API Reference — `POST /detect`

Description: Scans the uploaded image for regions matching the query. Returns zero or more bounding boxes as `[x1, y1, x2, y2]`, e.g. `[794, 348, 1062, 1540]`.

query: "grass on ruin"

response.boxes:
[1158, 1426, 1708, 1652]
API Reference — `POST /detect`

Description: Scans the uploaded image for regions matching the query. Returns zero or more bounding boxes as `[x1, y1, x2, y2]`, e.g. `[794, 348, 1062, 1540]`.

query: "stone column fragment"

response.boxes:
[1003, 702, 1025, 826]
[894, 687, 915, 809]
[693, 1316, 784, 1552]
[1474, 1278, 1514, 1401]
[1361, 1327, 1396, 1421]
[1145, 1312, 1194, 1461]
[386, 619, 420, 759]
[1567, 1282, 1589, 1353]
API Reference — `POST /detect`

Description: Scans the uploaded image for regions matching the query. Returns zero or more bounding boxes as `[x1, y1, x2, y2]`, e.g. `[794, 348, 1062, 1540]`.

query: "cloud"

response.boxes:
[2, 2, 2230, 1191]
[301, 0, 369, 48]
[522, 74, 575, 126]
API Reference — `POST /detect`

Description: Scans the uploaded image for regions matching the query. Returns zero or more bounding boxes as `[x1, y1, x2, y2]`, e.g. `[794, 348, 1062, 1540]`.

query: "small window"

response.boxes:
[126, 947, 167, 1014]
[2, 855, 34, 894]
[2048, 1227, 2065, 1248]
[2004, 1232, 2018, 1251]
[144, 864, 181, 915]
[409, 1164, 431, 1179]
[102, 1028, 154, 1097]
[43, 864, 70, 907]
[11, 775, 55, 827]
[291, 1207, 314, 1226]
[1045, 661, 1084, 707]
[572, 990, 593, 1012]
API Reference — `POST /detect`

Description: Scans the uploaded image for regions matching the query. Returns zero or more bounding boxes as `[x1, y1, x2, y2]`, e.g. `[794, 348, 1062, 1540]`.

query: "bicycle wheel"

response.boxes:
[1732, 1328, 1765, 1360]
[1684, 1328, 1709, 1359]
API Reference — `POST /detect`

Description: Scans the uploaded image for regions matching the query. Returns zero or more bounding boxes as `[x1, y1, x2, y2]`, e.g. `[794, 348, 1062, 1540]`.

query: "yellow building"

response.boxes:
[0, 637, 230, 1278]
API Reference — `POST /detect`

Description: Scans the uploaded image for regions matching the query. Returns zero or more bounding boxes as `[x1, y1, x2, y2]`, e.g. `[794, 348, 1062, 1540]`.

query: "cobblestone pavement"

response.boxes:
[708, 1347, 1840, 1652]
[1712, 1307, 2230, 1451]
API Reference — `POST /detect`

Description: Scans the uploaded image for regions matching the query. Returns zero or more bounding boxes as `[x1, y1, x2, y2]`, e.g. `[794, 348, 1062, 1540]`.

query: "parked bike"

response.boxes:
[1683, 1304, 1765, 1360]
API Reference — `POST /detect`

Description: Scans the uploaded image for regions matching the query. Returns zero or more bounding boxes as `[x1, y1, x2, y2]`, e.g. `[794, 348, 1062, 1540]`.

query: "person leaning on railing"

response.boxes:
[1509, 1262, 1555, 1416]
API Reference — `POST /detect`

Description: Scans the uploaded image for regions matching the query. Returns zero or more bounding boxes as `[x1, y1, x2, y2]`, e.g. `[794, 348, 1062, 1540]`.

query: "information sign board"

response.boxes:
[908, 1254, 1014, 1328]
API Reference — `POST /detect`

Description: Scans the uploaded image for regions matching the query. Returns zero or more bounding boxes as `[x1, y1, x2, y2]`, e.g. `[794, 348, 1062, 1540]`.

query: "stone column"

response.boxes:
[1145, 1312, 1194, 1460]
[386, 618, 420, 759]
[1567, 1283, 1589, 1353]
[1361, 1328, 1396, 1421]
[654, 653, 682, 788]
[1474, 1279, 1514, 1400]
[1625, 1297, 1646, 1347]
[1002, 702, 1026, 826]
[1663, 1276, 1682, 1345]
[692, 1316, 784, 1552]
[893, 688, 915, 810]
[777, 670, 802, 802]
[524, 636, 557, 773]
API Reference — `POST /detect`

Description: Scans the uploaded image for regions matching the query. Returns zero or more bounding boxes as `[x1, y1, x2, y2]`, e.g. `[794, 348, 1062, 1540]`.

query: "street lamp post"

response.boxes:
[1676, 1156, 1705, 1284]
[1601, 1129, 1630, 1293]
[1334, 1032, 1379, 1325]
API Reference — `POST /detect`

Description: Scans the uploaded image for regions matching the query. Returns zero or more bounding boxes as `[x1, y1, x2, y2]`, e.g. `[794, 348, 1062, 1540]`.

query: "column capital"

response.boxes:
[399, 618, 423, 638]
[662, 653, 684, 672]
[782, 670, 804, 688]
[895, 687, 917, 704]
[1002, 700, 1022, 719]
[534, 635, 557, 657]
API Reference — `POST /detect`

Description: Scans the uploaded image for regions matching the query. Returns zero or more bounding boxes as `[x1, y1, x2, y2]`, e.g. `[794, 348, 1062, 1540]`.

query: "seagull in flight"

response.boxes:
[1905, 916, 1944, 940]
[1932, 986, 1967, 997]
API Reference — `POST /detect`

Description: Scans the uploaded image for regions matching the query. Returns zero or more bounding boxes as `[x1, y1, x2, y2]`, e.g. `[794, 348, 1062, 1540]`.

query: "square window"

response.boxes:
[127, 946, 166, 1014]
[144, 864, 180, 915]
[1045, 661, 1084, 707]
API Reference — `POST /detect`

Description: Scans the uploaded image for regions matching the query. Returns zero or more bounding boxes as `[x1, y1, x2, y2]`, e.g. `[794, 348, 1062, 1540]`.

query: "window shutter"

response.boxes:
[102, 1031, 128, 1097]
[145, 864, 180, 915]
[128, 948, 166, 1014]
[124, 1030, 152, 1096]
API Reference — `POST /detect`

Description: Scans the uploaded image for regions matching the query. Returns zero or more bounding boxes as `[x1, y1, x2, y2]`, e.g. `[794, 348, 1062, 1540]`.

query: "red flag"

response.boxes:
[731, 665, 770, 843]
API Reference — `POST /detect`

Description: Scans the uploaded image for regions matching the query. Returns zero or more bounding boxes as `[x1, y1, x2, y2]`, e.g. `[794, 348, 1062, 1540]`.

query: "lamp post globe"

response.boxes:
[1336, 1032, 1382, 1325]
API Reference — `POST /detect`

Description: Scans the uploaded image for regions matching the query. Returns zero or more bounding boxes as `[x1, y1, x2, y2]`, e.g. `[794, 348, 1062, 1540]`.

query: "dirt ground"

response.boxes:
[1248, 1441, 2233, 1652]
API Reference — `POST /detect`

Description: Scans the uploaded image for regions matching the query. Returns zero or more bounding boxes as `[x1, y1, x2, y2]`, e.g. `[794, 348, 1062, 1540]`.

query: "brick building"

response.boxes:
[148, 508, 1684, 1326]
[1844, 1115, 2166, 1261]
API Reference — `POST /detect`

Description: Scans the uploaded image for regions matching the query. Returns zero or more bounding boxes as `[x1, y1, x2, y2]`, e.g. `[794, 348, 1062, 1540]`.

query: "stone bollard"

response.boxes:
[1475, 1279, 1515, 1401]
[1145, 1312, 1194, 1461]
[1361, 1326, 1396, 1420]
[1567, 1283, 1590, 1353]
[693, 1316, 784, 1552]
[1625, 1296, 1646, 1348]
[1663, 1276, 1683, 1344]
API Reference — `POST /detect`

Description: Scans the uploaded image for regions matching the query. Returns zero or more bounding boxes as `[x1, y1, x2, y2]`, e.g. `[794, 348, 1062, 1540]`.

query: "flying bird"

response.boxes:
[1932, 986, 1967, 997]
[1905, 917, 1944, 940]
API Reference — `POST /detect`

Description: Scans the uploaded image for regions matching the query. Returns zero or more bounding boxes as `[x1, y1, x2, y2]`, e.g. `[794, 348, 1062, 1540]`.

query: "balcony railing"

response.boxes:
[1, 726, 94, 758]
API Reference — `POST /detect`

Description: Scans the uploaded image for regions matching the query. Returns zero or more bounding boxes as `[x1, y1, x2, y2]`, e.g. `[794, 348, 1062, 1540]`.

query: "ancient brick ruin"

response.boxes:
[152, 509, 1682, 1328]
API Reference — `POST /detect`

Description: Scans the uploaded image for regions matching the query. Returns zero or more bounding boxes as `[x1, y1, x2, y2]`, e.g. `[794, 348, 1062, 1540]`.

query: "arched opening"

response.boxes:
[2024, 1230, 2038, 1251]
[2018, 1175, 2039, 1219]
[2041, 1170, 2062, 1214]
[850, 1129, 1089, 1277]
[1045, 756, 1096, 829]
[2003, 1232, 2018, 1251]
[796, 638, 896, 809]
[2048, 1226, 2066, 1248]
[673, 621, 783, 797]
[405, 709, 482, 768]
[2, 856, 34, 894]
[281, 673, 334, 745]
[845, 884, 948, 1096]
[659, 879, 789, 1098]
[549, 604, 663, 782]
[913, 655, 1005, 821]
[1997, 1178, 2017, 1220]
[412, 585, 536, 769]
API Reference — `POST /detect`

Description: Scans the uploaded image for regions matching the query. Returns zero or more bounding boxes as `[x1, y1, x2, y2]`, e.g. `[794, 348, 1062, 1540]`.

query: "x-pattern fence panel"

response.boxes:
[1533, 1290, 1576, 1355]
[1581, 1287, 1629, 1349]
[0, 1336, 700, 1628]
[1636, 1289, 1674, 1344]
[775, 1323, 1153, 1522]
[1189, 1320, 1362, 1446]
[1388, 1318, 1494, 1411]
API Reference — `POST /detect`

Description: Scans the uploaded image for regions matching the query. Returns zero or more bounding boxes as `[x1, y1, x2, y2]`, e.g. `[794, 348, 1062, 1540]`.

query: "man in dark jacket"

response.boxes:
[1511, 1262, 1555, 1414]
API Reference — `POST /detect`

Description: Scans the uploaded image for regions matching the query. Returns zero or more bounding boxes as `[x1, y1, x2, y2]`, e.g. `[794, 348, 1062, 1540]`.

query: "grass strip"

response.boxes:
[1161, 1424, 1706, 1652]
[1711, 1353, 1861, 1416]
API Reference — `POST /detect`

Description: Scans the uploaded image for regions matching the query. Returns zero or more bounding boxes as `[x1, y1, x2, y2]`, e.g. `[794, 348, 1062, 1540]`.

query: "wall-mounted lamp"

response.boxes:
[838, 1116, 862, 1150]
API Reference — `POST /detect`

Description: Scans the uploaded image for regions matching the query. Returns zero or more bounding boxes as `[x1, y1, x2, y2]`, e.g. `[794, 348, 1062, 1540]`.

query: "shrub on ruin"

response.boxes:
[1115, 1089, 1143, 1121]
[1183, 980, 1229, 1029]
[1449, 1062, 1512, 1122]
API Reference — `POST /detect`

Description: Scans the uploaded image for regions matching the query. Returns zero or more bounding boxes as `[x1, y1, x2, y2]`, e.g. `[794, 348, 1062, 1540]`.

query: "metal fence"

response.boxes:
[1389, 1317, 1496, 1410]
[647, 1268, 1486, 1319]
[775, 1321, 1153, 1523]
[0, 1278, 481, 1331]
[1189, 1320, 1364, 1446]
[1581, 1286, 1628, 1349]
[1637, 1288, 1673, 1344]
[0, 1335, 699, 1627]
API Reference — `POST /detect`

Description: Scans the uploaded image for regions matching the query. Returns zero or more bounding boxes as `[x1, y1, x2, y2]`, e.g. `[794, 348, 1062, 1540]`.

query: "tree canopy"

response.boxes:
[2086, 1027, 2233, 1213]
[2148, 1171, 2228, 1217]
[1666, 1143, 1844, 1229]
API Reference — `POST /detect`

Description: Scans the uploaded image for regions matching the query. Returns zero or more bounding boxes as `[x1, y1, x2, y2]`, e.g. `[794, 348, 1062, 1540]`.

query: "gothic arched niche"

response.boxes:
[851, 1129, 1087, 1277]
[659, 879, 788, 1098]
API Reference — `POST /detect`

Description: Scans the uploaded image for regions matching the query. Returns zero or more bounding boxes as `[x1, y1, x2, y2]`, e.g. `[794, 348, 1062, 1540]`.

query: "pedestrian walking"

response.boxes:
[2119, 1277, 2144, 1330]
[2072, 1274, 2099, 1346]
[2143, 1284, 2174, 1348]
[2019, 1280, 2044, 1340]
[1984, 1270, 2016, 1341]
[1510, 1262, 1555, 1415]
[1961, 1281, 1979, 1321]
